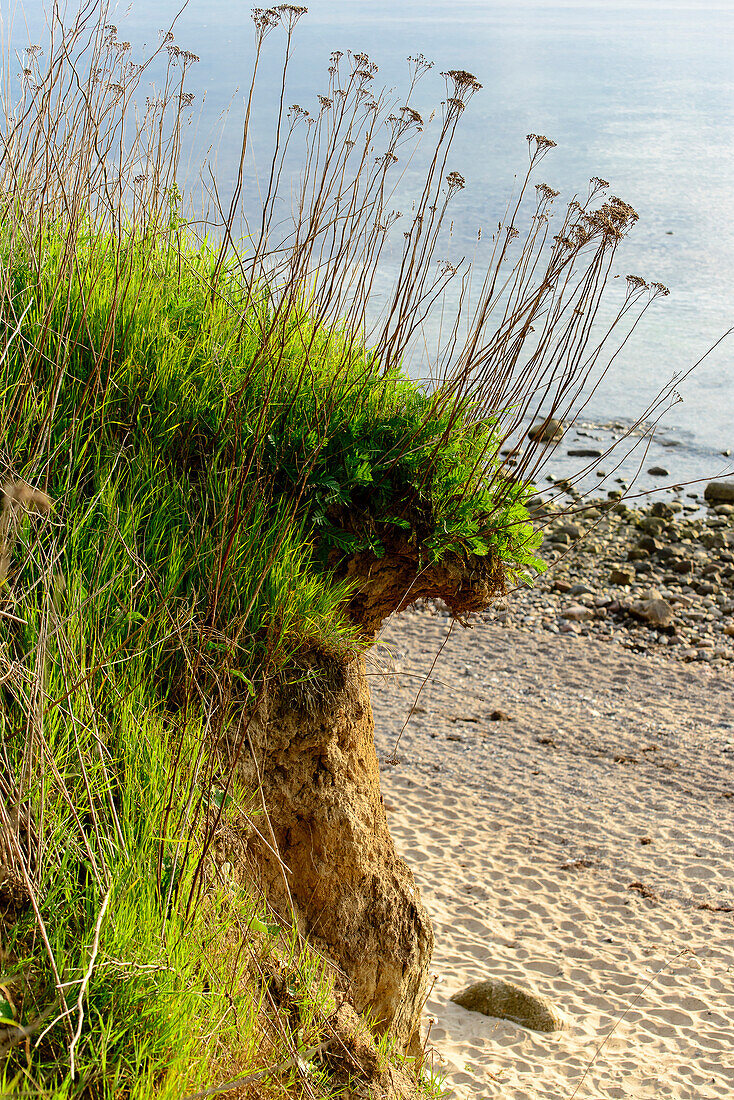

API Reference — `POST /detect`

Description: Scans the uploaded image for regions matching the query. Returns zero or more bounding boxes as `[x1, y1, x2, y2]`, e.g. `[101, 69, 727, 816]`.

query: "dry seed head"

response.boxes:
[626, 274, 648, 292]
[446, 171, 465, 194]
[400, 105, 423, 127]
[527, 133, 557, 152]
[445, 97, 466, 114]
[608, 195, 638, 222]
[442, 69, 482, 93]
[536, 182, 559, 201]
[650, 281, 670, 296]
[276, 4, 308, 26]
[252, 8, 280, 33]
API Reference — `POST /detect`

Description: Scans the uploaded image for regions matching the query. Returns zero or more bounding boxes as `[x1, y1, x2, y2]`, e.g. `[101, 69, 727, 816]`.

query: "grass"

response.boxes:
[0, 2, 676, 1096]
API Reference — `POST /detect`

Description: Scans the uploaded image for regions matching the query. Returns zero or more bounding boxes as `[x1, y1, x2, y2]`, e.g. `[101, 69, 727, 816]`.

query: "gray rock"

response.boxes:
[528, 418, 564, 443]
[704, 480, 734, 504]
[567, 447, 603, 458]
[648, 466, 669, 477]
[451, 978, 565, 1033]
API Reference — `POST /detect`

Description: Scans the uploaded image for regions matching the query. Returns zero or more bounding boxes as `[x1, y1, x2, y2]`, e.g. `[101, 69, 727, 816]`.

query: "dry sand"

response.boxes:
[369, 607, 734, 1100]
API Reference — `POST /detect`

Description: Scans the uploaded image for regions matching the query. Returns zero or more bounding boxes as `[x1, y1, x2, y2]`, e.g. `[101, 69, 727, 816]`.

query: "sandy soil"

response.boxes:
[369, 607, 734, 1100]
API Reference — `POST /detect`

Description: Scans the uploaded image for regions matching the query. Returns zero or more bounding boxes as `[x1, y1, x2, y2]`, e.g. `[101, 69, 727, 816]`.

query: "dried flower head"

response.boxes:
[408, 53, 434, 76]
[252, 8, 280, 34]
[276, 4, 308, 27]
[317, 95, 332, 110]
[446, 171, 465, 194]
[650, 281, 670, 297]
[626, 274, 648, 292]
[400, 105, 423, 128]
[442, 69, 482, 94]
[536, 182, 559, 201]
[527, 134, 557, 157]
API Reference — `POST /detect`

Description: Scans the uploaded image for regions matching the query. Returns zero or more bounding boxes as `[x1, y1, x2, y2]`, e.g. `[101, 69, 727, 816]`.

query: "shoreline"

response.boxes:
[370, 612, 734, 1099]
[502, 488, 734, 664]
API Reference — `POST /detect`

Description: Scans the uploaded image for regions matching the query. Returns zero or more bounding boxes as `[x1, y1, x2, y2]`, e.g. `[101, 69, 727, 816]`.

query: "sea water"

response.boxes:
[13, 0, 734, 490]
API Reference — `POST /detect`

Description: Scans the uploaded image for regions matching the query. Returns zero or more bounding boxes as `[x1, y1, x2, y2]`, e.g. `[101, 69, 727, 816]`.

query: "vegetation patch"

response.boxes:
[0, 1, 665, 1095]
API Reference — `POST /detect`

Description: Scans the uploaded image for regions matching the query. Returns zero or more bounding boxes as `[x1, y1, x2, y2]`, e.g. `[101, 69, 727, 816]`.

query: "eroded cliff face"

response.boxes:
[238, 656, 433, 1055]
[236, 543, 505, 1054]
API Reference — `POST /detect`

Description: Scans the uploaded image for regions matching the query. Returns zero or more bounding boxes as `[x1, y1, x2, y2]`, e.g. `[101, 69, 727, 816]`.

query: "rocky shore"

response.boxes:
[492, 480, 734, 663]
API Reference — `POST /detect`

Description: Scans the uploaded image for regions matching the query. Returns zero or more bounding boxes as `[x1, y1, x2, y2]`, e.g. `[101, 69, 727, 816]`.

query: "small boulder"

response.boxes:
[636, 535, 662, 553]
[528, 417, 564, 443]
[567, 447, 602, 458]
[647, 466, 669, 477]
[556, 522, 583, 540]
[704, 480, 734, 504]
[561, 604, 595, 621]
[451, 978, 565, 1033]
[629, 597, 675, 629]
[609, 566, 635, 586]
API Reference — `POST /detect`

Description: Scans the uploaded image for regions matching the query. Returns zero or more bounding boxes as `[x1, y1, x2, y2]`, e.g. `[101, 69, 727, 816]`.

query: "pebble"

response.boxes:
[512, 494, 734, 664]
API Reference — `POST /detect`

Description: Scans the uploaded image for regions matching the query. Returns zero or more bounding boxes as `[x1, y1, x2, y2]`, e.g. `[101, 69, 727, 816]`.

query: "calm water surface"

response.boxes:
[14, 0, 734, 486]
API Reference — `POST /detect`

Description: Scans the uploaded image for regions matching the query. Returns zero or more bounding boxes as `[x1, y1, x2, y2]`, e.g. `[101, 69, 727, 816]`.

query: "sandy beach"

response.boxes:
[370, 607, 734, 1100]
